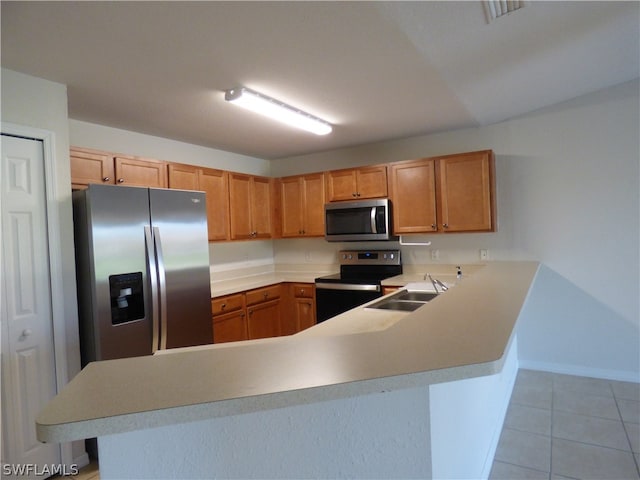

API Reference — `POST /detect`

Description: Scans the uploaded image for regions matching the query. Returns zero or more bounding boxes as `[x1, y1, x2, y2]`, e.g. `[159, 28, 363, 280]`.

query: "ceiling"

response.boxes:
[2, 1, 638, 160]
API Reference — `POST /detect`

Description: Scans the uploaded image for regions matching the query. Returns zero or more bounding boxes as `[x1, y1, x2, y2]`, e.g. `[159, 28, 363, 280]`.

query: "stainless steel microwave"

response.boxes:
[324, 198, 395, 242]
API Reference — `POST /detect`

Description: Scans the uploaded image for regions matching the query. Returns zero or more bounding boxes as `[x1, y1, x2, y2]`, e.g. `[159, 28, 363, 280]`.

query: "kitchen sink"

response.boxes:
[393, 291, 439, 302]
[365, 289, 439, 312]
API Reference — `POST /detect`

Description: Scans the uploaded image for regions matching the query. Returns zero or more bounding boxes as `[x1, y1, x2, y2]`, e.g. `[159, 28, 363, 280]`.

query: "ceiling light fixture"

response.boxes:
[224, 87, 332, 136]
[483, 0, 527, 22]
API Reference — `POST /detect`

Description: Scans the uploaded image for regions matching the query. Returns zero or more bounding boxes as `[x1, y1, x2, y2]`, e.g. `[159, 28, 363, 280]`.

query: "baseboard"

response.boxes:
[519, 359, 639, 383]
[73, 451, 90, 470]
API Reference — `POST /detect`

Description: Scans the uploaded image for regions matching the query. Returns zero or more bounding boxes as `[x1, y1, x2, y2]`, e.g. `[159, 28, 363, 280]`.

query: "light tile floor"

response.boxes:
[491, 369, 640, 480]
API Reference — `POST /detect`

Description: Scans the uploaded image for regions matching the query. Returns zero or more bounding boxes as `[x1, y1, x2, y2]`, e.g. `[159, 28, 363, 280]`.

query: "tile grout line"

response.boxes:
[550, 375, 556, 479]
[611, 380, 640, 478]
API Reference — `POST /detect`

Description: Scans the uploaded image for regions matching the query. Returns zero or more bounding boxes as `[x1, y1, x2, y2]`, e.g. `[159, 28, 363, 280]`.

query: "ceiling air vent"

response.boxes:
[483, 0, 527, 23]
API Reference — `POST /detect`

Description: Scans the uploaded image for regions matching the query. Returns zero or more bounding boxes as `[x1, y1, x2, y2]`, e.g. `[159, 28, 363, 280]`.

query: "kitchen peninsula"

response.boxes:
[37, 261, 539, 479]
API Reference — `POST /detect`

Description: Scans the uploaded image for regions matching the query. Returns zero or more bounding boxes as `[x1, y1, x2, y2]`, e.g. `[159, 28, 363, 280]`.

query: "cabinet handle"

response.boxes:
[356, 192, 361, 197]
[221, 303, 226, 310]
[21, 329, 32, 338]
[431, 224, 437, 230]
[263, 292, 269, 298]
[103, 177, 110, 182]
[352, 192, 357, 197]
[117, 178, 125, 183]
[300, 289, 305, 295]
[248, 309, 253, 315]
[443, 223, 449, 229]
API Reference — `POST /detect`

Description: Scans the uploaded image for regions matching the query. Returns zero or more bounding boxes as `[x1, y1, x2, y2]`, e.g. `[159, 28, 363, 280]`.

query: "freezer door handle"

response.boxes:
[145, 226, 160, 353]
[153, 226, 168, 350]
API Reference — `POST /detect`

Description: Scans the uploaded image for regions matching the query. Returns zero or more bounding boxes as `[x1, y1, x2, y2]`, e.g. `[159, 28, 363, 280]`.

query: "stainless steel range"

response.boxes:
[315, 250, 402, 322]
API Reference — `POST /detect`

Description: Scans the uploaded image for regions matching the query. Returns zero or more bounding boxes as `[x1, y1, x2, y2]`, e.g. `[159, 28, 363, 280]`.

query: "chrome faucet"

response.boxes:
[426, 273, 449, 293]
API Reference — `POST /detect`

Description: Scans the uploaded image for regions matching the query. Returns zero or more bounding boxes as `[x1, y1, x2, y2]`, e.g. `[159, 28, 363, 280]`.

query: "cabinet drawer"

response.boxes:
[246, 284, 281, 306]
[211, 293, 244, 315]
[292, 283, 314, 298]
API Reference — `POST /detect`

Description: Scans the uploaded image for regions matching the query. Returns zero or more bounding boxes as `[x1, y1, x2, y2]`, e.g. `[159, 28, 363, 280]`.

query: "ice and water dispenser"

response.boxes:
[109, 272, 145, 325]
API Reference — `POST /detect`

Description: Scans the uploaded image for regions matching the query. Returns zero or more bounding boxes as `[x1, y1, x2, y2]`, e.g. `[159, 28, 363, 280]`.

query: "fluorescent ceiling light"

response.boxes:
[224, 87, 332, 136]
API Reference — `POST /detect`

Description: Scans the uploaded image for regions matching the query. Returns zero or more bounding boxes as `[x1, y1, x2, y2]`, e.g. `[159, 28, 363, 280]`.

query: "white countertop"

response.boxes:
[36, 261, 539, 443]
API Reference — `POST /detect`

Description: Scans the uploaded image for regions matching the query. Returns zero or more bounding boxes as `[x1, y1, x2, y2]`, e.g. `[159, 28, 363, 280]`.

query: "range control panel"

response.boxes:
[339, 250, 401, 266]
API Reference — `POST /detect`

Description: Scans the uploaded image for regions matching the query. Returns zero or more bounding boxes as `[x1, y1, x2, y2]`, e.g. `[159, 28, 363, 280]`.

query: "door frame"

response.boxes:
[1, 122, 73, 465]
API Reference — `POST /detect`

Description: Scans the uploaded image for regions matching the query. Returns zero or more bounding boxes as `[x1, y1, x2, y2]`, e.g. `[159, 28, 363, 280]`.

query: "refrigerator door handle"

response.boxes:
[153, 226, 168, 350]
[145, 226, 160, 353]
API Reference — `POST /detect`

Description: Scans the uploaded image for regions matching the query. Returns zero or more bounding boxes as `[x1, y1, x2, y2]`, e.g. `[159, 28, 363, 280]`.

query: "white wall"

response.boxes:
[69, 119, 270, 175]
[1, 68, 87, 463]
[272, 80, 640, 381]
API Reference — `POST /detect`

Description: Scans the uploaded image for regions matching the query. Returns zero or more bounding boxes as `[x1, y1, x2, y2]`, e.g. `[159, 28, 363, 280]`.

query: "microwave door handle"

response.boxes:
[370, 207, 378, 233]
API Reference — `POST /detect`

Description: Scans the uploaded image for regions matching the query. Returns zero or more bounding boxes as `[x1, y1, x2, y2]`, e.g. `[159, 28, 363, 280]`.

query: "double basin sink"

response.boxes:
[366, 289, 440, 312]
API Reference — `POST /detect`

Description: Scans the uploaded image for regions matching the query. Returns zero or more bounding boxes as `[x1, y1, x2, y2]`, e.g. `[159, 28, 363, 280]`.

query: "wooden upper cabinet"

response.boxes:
[71, 147, 167, 190]
[437, 151, 495, 232]
[168, 163, 199, 190]
[70, 147, 115, 189]
[326, 165, 387, 201]
[229, 173, 273, 240]
[389, 158, 438, 234]
[280, 176, 304, 237]
[389, 150, 495, 234]
[114, 156, 167, 188]
[199, 168, 230, 242]
[250, 176, 273, 240]
[168, 163, 230, 242]
[280, 173, 325, 237]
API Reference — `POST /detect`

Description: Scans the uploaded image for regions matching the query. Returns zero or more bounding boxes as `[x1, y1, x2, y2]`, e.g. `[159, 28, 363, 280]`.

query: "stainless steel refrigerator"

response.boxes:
[73, 184, 213, 365]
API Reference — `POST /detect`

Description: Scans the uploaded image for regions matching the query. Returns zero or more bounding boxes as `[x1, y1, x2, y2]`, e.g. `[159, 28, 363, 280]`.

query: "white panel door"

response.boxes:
[1, 134, 61, 475]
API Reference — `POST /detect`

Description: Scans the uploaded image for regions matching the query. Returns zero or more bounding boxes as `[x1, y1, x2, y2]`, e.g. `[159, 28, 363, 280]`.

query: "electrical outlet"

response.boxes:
[480, 249, 488, 261]
[431, 249, 440, 260]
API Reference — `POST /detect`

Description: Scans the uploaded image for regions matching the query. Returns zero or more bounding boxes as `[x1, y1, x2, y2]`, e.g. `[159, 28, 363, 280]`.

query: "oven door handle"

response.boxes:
[315, 282, 381, 292]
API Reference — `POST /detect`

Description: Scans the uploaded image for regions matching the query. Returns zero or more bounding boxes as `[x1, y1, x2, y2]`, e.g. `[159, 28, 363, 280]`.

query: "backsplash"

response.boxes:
[208, 237, 506, 282]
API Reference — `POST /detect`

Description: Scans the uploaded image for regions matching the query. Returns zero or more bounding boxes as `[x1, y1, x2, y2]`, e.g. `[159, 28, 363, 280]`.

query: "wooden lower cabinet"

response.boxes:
[212, 282, 316, 343]
[213, 310, 248, 344]
[382, 286, 401, 295]
[211, 293, 247, 344]
[247, 299, 281, 339]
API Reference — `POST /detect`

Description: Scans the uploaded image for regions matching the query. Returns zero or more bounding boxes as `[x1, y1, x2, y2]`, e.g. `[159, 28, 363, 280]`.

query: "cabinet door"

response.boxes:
[114, 156, 168, 188]
[251, 176, 273, 239]
[294, 297, 316, 332]
[168, 163, 199, 190]
[213, 310, 247, 343]
[199, 168, 230, 241]
[228, 173, 253, 240]
[356, 165, 387, 199]
[280, 176, 304, 237]
[389, 159, 437, 233]
[70, 147, 115, 189]
[247, 299, 281, 339]
[326, 169, 357, 201]
[302, 173, 325, 236]
[437, 151, 495, 232]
